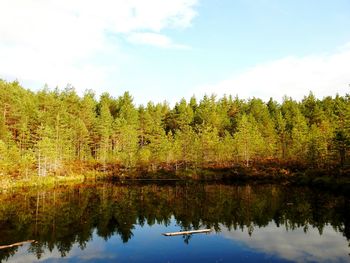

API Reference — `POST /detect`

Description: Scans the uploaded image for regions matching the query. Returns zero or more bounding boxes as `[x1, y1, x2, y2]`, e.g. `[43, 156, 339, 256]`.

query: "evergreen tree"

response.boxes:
[247, 98, 277, 158]
[1, 78, 350, 178]
[175, 125, 200, 168]
[307, 121, 333, 167]
[274, 111, 288, 159]
[234, 114, 264, 166]
[198, 126, 220, 165]
[166, 98, 193, 132]
[290, 109, 309, 161]
[97, 101, 113, 167]
[113, 92, 139, 168]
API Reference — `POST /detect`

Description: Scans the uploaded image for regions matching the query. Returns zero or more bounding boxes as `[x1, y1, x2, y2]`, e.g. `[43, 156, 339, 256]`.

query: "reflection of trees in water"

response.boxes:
[0, 183, 349, 260]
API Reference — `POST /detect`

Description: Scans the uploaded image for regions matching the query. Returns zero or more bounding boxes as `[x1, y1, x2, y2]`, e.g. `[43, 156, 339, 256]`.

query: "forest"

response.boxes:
[0, 79, 350, 181]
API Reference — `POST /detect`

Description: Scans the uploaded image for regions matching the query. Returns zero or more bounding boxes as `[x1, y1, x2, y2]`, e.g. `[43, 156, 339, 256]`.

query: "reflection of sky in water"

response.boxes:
[221, 223, 349, 263]
[5, 219, 349, 263]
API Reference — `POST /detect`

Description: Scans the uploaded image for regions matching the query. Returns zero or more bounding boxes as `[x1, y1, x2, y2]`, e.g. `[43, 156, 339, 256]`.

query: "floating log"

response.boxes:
[162, 229, 212, 236]
[0, 240, 36, 250]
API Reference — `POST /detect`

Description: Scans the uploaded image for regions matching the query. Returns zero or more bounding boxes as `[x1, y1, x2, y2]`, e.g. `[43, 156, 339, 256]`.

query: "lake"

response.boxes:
[0, 182, 349, 262]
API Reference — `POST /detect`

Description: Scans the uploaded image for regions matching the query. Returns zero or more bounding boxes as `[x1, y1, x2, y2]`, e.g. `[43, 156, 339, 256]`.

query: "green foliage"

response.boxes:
[234, 114, 264, 166]
[0, 79, 350, 178]
[290, 108, 309, 160]
[307, 121, 334, 167]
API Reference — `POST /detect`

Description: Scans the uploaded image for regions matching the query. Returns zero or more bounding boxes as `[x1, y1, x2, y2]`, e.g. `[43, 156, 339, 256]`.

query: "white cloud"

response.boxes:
[0, 0, 198, 93]
[194, 45, 350, 101]
[221, 223, 349, 262]
[5, 230, 119, 263]
[127, 32, 189, 49]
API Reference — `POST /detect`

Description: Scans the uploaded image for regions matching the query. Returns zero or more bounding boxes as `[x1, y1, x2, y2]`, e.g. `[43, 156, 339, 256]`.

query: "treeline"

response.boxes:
[0, 79, 350, 178]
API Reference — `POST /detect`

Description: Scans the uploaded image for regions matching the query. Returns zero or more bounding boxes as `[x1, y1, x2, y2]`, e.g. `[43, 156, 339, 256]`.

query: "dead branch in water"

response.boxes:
[163, 229, 212, 236]
[0, 240, 36, 250]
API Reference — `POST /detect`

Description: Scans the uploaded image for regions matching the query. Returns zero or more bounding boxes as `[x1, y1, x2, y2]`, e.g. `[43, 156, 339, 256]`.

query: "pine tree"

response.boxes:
[166, 98, 193, 132]
[96, 101, 112, 168]
[307, 121, 333, 167]
[113, 92, 139, 168]
[175, 125, 200, 168]
[247, 98, 278, 158]
[290, 109, 309, 161]
[36, 125, 58, 176]
[234, 114, 264, 166]
[198, 125, 220, 165]
[275, 111, 288, 159]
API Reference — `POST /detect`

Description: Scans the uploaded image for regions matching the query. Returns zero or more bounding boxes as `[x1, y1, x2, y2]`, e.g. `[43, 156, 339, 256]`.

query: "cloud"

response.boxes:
[5, 230, 119, 262]
[0, 0, 198, 93]
[127, 32, 189, 49]
[194, 45, 350, 101]
[221, 223, 349, 262]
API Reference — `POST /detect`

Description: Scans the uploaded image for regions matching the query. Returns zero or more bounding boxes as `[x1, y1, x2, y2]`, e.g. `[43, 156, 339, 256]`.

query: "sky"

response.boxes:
[221, 223, 349, 262]
[1, 0, 350, 105]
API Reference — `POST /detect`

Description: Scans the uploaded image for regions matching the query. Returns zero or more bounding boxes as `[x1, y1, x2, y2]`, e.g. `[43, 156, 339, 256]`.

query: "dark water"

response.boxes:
[0, 182, 349, 263]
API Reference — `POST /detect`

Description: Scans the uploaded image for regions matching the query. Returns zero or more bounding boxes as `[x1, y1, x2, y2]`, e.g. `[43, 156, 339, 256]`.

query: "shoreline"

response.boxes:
[1, 162, 349, 195]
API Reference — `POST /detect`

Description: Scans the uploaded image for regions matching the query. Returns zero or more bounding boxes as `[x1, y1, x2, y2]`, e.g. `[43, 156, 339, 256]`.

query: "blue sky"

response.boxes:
[1, 0, 350, 105]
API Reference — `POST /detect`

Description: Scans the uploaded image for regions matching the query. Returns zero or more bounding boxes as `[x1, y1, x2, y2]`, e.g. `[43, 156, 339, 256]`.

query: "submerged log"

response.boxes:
[0, 240, 36, 250]
[162, 229, 212, 236]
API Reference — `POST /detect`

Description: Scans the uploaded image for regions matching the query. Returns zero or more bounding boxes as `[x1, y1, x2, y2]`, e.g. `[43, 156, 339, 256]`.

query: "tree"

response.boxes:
[290, 109, 309, 161]
[114, 118, 138, 168]
[234, 114, 264, 166]
[307, 121, 333, 167]
[174, 125, 200, 168]
[274, 111, 288, 159]
[36, 125, 58, 176]
[198, 125, 220, 165]
[166, 98, 193, 133]
[333, 98, 350, 167]
[2, 78, 350, 178]
[301, 92, 325, 126]
[216, 131, 235, 166]
[247, 98, 278, 158]
[113, 92, 139, 168]
[96, 101, 112, 168]
[72, 118, 90, 160]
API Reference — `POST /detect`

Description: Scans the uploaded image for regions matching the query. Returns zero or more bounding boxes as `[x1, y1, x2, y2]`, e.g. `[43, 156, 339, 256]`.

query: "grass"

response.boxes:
[0, 171, 109, 192]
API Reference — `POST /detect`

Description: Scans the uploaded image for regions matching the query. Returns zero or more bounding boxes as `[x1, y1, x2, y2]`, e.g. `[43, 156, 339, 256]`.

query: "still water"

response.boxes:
[0, 182, 349, 262]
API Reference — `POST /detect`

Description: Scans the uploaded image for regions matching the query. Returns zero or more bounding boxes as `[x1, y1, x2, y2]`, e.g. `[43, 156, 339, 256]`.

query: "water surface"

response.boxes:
[0, 183, 349, 262]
